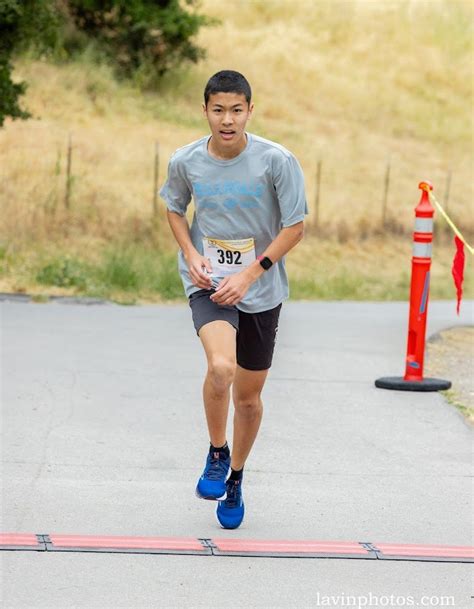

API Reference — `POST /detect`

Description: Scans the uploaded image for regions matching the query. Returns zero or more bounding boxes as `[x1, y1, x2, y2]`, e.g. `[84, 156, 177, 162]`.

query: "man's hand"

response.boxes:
[210, 269, 255, 306]
[185, 251, 213, 290]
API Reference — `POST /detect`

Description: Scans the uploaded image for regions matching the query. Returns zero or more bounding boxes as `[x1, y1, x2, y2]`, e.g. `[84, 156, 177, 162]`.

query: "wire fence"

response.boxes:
[1, 132, 470, 247]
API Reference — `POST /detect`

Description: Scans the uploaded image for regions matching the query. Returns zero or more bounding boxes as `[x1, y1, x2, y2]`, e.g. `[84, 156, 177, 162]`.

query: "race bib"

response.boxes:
[203, 237, 256, 277]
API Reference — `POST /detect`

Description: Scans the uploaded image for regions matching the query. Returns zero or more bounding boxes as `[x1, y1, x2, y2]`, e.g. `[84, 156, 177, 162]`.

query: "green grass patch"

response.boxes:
[33, 244, 183, 303]
[36, 256, 92, 290]
[0, 243, 8, 277]
[289, 266, 468, 301]
[289, 270, 411, 301]
[441, 389, 474, 425]
[4, 236, 470, 304]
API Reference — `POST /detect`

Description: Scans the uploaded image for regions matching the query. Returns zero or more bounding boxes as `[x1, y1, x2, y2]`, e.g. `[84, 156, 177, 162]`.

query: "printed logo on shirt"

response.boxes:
[193, 180, 264, 197]
[193, 180, 264, 211]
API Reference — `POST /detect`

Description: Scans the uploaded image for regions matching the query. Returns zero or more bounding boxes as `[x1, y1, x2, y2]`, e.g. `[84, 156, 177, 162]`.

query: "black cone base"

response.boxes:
[375, 377, 452, 392]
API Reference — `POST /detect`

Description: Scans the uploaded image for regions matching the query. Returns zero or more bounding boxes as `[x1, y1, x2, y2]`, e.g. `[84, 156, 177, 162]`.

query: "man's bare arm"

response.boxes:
[211, 221, 305, 305]
[166, 210, 212, 289]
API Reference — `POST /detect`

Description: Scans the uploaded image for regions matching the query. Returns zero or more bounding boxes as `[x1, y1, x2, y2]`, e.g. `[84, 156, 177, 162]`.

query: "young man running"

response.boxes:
[160, 70, 307, 529]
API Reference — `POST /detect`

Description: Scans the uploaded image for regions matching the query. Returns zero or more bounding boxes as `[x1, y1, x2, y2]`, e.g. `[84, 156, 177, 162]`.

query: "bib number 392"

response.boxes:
[217, 249, 241, 265]
[203, 237, 256, 277]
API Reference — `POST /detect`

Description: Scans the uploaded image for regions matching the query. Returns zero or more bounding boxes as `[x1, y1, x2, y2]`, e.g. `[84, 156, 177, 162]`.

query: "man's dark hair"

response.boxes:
[204, 70, 252, 106]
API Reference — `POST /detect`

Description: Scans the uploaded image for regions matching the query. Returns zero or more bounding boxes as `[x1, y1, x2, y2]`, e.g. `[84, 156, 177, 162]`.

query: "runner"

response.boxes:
[160, 70, 308, 529]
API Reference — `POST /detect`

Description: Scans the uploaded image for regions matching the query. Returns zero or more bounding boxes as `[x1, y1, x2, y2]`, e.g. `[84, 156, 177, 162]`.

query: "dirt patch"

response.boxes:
[425, 326, 474, 425]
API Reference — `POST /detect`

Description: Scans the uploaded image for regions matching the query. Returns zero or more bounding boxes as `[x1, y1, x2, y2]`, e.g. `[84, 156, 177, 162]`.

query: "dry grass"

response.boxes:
[0, 0, 472, 300]
[193, 0, 473, 228]
[426, 326, 474, 424]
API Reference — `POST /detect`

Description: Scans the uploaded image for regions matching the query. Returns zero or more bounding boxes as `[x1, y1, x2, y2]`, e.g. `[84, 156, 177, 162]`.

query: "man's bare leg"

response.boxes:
[198, 320, 237, 447]
[231, 365, 269, 470]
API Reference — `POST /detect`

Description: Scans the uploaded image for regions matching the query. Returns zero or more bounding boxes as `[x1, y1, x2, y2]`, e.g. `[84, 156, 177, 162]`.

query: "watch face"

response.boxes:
[260, 256, 273, 270]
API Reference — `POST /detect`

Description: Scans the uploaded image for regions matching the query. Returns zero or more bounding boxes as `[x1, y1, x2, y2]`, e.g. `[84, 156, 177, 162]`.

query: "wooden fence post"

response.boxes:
[314, 159, 322, 229]
[64, 133, 73, 210]
[443, 170, 452, 215]
[153, 140, 160, 218]
[382, 155, 391, 227]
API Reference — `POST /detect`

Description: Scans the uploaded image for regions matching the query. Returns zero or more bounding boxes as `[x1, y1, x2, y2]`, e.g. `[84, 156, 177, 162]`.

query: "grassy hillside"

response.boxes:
[0, 0, 472, 303]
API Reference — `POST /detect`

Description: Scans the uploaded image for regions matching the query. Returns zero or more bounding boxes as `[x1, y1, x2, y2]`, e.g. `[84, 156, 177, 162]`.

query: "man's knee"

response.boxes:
[234, 395, 263, 417]
[207, 355, 236, 391]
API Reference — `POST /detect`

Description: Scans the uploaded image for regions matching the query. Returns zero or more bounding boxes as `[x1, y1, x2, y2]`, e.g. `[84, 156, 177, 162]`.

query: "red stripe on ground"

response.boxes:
[212, 538, 369, 554]
[375, 543, 474, 558]
[0, 533, 40, 546]
[49, 534, 204, 550]
[1, 534, 471, 561]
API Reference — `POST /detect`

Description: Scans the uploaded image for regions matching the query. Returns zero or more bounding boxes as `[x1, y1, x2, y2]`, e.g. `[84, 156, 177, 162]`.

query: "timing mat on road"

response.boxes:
[1, 533, 472, 563]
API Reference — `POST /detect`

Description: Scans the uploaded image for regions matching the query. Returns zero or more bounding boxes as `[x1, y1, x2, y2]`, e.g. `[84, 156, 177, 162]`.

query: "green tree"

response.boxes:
[0, 0, 58, 126]
[0, 0, 213, 127]
[62, 0, 214, 80]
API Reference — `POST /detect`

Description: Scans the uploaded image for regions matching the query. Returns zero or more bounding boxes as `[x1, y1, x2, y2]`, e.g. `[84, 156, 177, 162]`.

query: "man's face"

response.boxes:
[203, 92, 253, 147]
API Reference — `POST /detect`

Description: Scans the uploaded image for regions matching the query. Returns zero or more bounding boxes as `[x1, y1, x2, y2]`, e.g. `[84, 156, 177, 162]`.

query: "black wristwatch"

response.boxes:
[257, 255, 273, 271]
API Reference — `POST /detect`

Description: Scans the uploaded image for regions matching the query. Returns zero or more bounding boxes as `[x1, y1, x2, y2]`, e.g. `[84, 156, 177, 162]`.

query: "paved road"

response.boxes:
[1, 299, 473, 608]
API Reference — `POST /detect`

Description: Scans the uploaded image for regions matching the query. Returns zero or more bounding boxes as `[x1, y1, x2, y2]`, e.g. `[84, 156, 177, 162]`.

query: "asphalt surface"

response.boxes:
[1, 299, 473, 609]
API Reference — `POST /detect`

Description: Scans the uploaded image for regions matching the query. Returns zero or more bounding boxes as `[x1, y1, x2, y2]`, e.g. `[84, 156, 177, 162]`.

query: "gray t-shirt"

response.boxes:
[159, 132, 308, 313]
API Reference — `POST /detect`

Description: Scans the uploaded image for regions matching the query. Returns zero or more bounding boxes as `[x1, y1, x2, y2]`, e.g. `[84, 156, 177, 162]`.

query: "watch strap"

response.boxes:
[257, 255, 273, 270]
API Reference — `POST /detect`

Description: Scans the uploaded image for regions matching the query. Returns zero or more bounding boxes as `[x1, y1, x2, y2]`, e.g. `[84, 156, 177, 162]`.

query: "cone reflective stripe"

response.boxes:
[412, 242, 432, 258]
[404, 181, 434, 381]
[375, 181, 451, 392]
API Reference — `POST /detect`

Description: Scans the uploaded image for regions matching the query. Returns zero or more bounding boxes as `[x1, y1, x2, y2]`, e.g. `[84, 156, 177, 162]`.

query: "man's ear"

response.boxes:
[247, 102, 254, 119]
[202, 102, 207, 118]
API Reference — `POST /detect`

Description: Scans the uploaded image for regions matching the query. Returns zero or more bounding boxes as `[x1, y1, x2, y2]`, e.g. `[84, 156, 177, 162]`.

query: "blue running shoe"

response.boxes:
[216, 478, 244, 529]
[195, 450, 230, 500]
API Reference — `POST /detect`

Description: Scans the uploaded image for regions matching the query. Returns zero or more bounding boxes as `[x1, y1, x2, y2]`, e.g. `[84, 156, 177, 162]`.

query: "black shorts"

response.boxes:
[188, 289, 282, 371]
